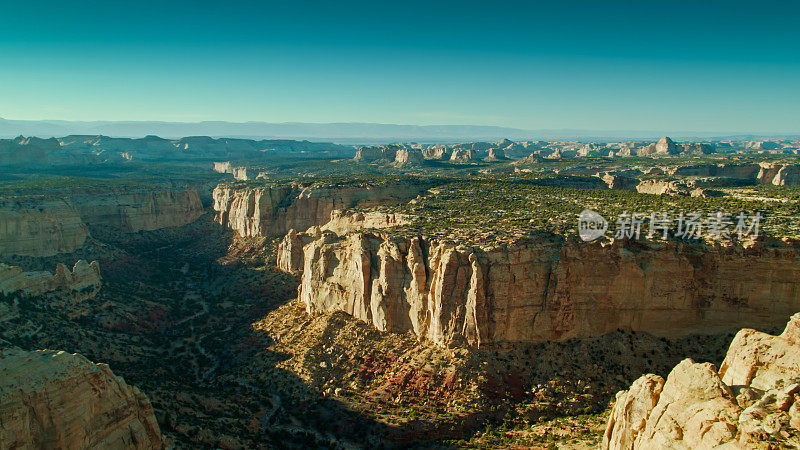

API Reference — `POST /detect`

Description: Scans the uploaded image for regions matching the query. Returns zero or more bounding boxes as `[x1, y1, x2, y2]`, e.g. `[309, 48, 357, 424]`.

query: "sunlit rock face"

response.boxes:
[213, 181, 430, 238]
[603, 313, 800, 450]
[758, 162, 800, 186]
[280, 230, 800, 348]
[0, 345, 164, 449]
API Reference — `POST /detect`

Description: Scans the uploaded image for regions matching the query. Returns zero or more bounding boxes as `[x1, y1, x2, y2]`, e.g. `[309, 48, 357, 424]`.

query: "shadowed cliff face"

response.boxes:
[279, 230, 800, 347]
[0, 197, 89, 257]
[0, 188, 204, 257]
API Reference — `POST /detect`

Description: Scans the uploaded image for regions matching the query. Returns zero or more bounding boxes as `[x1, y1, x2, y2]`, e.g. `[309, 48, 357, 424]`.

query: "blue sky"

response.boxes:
[1, 0, 798, 132]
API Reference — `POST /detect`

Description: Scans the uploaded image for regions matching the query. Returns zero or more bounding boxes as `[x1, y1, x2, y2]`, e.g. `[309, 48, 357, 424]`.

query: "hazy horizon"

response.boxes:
[2, 117, 799, 143]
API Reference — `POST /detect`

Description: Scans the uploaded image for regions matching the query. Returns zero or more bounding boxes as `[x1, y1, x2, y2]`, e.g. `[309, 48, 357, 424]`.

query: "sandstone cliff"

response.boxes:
[0, 188, 204, 256]
[72, 188, 204, 232]
[213, 161, 252, 180]
[0, 345, 163, 449]
[758, 162, 800, 186]
[213, 181, 430, 237]
[603, 313, 800, 449]
[0, 259, 101, 296]
[635, 179, 690, 195]
[280, 231, 800, 348]
[0, 197, 89, 257]
[637, 137, 682, 156]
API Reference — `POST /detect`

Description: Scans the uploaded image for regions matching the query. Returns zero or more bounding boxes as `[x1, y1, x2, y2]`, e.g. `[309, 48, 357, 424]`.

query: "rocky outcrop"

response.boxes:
[280, 231, 800, 348]
[394, 148, 424, 166]
[637, 137, 682, 156]
[320, 210, 411, 235]
[670, 163, 761, 179]
[0, 345, 163, 449]
[719, 313, 800, 390]
[484, 147, 506, 161]
[449, 148, 475, 162]
[277, 211, 410, 273]
[601, 173, 637, 190]
[213, 161, 251, 180]
[0, 260, 101, 296]
[354, 144, 404, 163]
[603, 313, 800, 449]
[422, 146, 450, 160]
[0, 197, 89, 257]
[758, 163, 800, 186]
[213, 181, 430, 237]
[747, 140, 782, 150]
[635, 180, 690, 195]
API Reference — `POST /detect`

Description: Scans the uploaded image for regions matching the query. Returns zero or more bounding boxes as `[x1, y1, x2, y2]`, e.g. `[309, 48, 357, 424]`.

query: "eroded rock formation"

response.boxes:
[213, 181, 430, 237]
[279, 230, 800, 348]
[394, 148, 424, 166]
[758, 162, 800, 186]
[0, 260, 101, 296]
[213, 161, 251, 180]
[603, 313, 800, 449]
[0, 345, 163, 449]
[637, 137, 682, 156]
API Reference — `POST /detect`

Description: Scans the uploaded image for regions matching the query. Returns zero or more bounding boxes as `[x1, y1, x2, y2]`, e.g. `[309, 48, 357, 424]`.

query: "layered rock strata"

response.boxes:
[603, 313, 800, 449]
[280, 231, 800, 348]
[0, 345, 163, 449]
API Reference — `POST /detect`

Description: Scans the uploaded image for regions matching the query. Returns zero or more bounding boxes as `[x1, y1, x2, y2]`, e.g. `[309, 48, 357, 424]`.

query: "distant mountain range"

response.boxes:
[0, 117, 797, 143]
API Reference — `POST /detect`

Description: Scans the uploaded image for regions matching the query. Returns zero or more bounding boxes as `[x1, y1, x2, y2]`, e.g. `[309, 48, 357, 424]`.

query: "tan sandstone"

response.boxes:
[0, 345, 163, 449]
[603, 313, 800, 449]
[279, 231, 800, 347]
[213, 181, 430, 237]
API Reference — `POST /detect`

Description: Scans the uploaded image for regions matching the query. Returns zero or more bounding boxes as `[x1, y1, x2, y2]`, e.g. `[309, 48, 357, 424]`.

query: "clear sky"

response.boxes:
[1, 0, 798, 132]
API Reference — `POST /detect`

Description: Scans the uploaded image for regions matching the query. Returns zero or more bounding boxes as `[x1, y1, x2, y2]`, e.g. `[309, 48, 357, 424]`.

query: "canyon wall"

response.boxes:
[0, 259, 101, 296]
[758, 162, 800, 186]
[0, 345, 163, 449]
[603, 313, 800, 449]
[72, 188, 204, 233]
[213, 181, 429, 237]
[0, 197, 89, 257]
[279, 230, 800, 347]
[0, 188, 204, 256]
